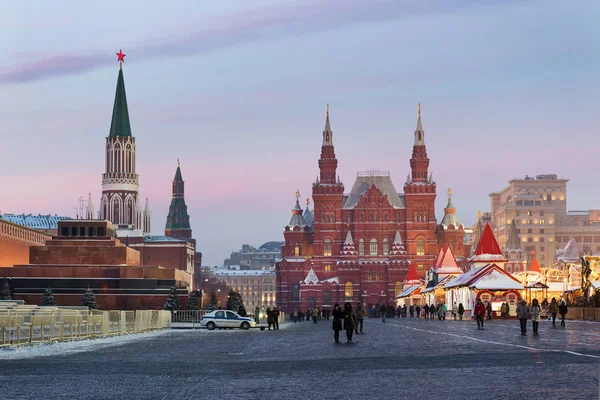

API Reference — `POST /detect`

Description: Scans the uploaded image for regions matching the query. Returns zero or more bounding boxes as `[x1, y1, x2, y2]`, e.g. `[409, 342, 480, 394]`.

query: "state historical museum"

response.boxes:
[276, 106, 464, 313]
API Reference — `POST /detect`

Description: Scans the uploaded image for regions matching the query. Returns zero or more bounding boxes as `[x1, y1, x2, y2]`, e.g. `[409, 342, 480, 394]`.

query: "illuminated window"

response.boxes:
[370, 238, 378, 256]
[324, 264, 331, 272]
[383, 238, 389, 256]
[344, 282, 353, 299]
[416, 238, 425, 256]
[417, 264, 424, 270]
[323, 239, 332, 256]
[368, 271, 372, 282]
[294, 245, 300, 256]
[359, 238, 365, 256]
[394, 282, 403, 296]
[375, 271, 380, 281]
[527, 211, 532, 216]
[539, 219, 545, 225]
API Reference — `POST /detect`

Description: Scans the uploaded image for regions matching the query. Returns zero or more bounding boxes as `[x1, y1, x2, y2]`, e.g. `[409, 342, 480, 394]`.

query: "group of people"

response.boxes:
[264, 307, 281, 330]
[291, 307, 331, 324]
[515, 297, 568, 335]
[331, 302, 365, 343]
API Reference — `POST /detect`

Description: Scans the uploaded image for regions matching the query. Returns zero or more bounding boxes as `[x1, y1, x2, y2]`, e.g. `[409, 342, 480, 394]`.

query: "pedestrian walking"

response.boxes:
[380, 303, 388, 323]
[424, 304, 429, 319]
[559, 300, 568, 327]
[306, 309, 311, 322]
[292, 309, 298, 323]
[415, 305, 421, 318]
[266, 307, 274, 330]
[531, 299, 541, 335]
[549, 298, 558, 328]
[273, 307, 280, 330]
[312, 308, 318, 324]
[430, 304, 436, 320]
[254, 306, 260, 324]
[332, 304, 343, 344]
[458, 303, 464, 320]
[409, 305, 415, 318]
[486, 301, 493, 320]
[516, 299, 529, 336]
[343, 303, 356, 343]
[474, 299, 486, 330]
[354, 302, 364, 334]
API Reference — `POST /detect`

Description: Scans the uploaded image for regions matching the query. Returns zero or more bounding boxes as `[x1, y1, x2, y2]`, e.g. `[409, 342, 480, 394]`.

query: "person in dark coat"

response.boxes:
[343, 303, 356, 343]
[332, 304, 343, 343]
[273, 307, 280, 330]
[559, 300, 568, 327]
[266, 308, 273, 330]
[415, 305, 421, 318]
[254, 306, 260, 324]
[458, 303, 465, 320]
[424, 304, 430, 319]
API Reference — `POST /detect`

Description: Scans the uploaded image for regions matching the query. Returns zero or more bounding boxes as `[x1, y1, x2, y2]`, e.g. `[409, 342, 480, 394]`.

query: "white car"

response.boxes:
[200, 310, 257, 330]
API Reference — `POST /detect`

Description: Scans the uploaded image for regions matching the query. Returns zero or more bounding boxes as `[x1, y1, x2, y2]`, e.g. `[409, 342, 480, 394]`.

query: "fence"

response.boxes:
[0, 307, 171, 349]
[565, 307, 600, 322]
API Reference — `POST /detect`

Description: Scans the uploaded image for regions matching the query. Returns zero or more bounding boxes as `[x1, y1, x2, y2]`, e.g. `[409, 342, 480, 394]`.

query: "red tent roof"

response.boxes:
[529, 257, 541, 273]
[403, 261, 421, 285]
[474, 223, 503, 256]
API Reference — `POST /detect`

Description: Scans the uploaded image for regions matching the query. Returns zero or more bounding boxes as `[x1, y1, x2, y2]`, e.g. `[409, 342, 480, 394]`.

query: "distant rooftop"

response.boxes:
[0, 214, 71, 230]
[567, 211, 589, 217]
[144, 235, 187, 242]
[510, 174, 567, 181]
[215, 269, 275, 276]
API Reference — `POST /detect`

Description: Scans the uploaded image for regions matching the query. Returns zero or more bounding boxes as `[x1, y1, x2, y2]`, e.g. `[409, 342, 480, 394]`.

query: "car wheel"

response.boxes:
[206, 322, 216, 331]
[241, 322, 250, 330]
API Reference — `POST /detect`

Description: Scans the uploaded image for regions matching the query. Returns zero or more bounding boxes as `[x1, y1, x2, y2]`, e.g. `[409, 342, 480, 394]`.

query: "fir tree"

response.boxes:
[207, 290, 219, 311]
[226, 289, 244, 312]
[163, 286, 182, 311]
[0, 279, 12, 300]
[81, 288, 98, 309]
[42, 288, 56, 306]
[187, 291, 200, 310]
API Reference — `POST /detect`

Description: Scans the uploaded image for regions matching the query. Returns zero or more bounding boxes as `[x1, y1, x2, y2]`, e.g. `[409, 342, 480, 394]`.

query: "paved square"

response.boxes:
[1, 318, 599, 399]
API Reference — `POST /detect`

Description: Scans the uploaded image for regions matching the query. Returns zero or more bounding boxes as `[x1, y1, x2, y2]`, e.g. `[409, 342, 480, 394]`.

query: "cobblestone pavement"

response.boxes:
[1, 317, 599, 400]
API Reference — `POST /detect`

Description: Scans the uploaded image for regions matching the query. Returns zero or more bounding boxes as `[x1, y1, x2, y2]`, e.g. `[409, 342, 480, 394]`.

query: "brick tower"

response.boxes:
[403, 104, 437, 274]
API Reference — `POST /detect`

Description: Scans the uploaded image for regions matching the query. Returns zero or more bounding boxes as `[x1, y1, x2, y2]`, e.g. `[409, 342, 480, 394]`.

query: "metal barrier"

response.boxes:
[0, 308, 171, 349]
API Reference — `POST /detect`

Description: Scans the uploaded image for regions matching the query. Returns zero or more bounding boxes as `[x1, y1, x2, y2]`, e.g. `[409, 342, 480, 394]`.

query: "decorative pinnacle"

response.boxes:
[306, 198, 310, 207]
[326, 103, 329, 117]
[477, 210, 482, 220]
[447, 188, 452, 197]
[116, 49, 126, 69]
[418, 103, 421, 118]
[295, 190, 300, 200]
[177, 158, 180, 167]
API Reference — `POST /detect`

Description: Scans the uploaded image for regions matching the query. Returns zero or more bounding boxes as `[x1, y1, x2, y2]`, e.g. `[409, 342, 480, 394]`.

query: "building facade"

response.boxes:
[223, 242, 283, 269]
[276, 105, 461, 313]
[215, 267, 277, 311]
[489, 174, 600, 268]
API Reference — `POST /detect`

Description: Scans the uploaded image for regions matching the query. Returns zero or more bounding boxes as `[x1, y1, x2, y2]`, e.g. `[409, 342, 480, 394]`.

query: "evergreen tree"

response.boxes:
[163, 286, 181, 311]
[207, 290, 219, 311]
[0, 279, 12, 300]
[226, 289, 244, 312]
[42, 288, 56, 306]
[187, 291, 200, 310]
[81, 288, 98, 309]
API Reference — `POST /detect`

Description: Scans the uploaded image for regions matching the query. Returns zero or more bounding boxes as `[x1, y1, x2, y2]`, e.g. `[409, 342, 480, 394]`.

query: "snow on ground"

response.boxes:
[0, 329, 185, 360]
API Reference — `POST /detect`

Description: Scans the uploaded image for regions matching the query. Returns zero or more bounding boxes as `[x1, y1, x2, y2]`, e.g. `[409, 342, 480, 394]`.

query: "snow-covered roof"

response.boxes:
[557, 238, 582, 262]
[0, 213, 71, 229]
[144, 235, 186, 242]
[395, 284, 422, 299]
[303, 267, 320, 284]
[592, 280, 600, 290]
[469, 269, 524, 291]
[435, 245, 463, 275]
[421, 275, 456, 293]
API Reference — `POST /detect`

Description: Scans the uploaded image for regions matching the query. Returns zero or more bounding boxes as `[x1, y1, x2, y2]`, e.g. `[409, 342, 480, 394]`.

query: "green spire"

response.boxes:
[108, 68, 132, 137]
[174, 159, 183, 182]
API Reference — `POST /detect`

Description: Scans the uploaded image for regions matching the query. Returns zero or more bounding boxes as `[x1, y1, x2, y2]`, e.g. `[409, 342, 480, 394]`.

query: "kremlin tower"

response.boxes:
[99, 50, 150, 236]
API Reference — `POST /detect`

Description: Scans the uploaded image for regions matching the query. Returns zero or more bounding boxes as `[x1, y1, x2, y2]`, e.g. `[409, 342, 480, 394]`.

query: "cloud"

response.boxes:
[0, 0, 524, 84]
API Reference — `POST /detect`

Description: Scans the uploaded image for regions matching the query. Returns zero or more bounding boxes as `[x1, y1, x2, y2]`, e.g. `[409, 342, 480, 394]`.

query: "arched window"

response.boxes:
[383, 238, 389, 256]
[370, 238, 378, 256]
[323, 239, 332, 256]
[358, 238, 365, 256]
[344, 282, 353, 299]
[416, 238, 425, 256]
[294, 244, 300, 256]
[394, 282, 403, 296]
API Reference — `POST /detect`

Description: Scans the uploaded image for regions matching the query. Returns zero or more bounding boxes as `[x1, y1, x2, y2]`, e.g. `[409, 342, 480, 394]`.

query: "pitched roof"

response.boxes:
[174, 163, 183, 182]
[474, 223, 503, 256]
[323, 104, 333, 146]
[470, 219, 482, 256]
[395, 284, 422, 299]
[0, 214, 71, 230]
[108, 68, 132, 137]
[288, 199, 307, 228]
[505, 219, 521, 250]
[303, 267, 320, 284]
[403, 262, 421, 285]
[343, 174, 405, 209]
[529, 257, 541, 273]
[444, 263, 523, 291]
[302, 206, 314, 228]
[440, 193, 460, 229]
[435, 245, 463, 275]
[559, 238, 582, 262]
[414, 103, 425, 146]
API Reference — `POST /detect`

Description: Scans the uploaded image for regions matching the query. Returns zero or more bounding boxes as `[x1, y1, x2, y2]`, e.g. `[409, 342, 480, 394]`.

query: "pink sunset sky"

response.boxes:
[1, 0, 599, 266]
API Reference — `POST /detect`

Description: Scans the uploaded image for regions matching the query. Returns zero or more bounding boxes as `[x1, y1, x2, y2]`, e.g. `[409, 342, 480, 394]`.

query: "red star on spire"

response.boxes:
[116, 49, 126, 63]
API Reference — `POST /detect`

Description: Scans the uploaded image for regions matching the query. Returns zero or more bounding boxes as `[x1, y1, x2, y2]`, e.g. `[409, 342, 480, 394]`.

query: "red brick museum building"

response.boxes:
[276, 106, 465, 313]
